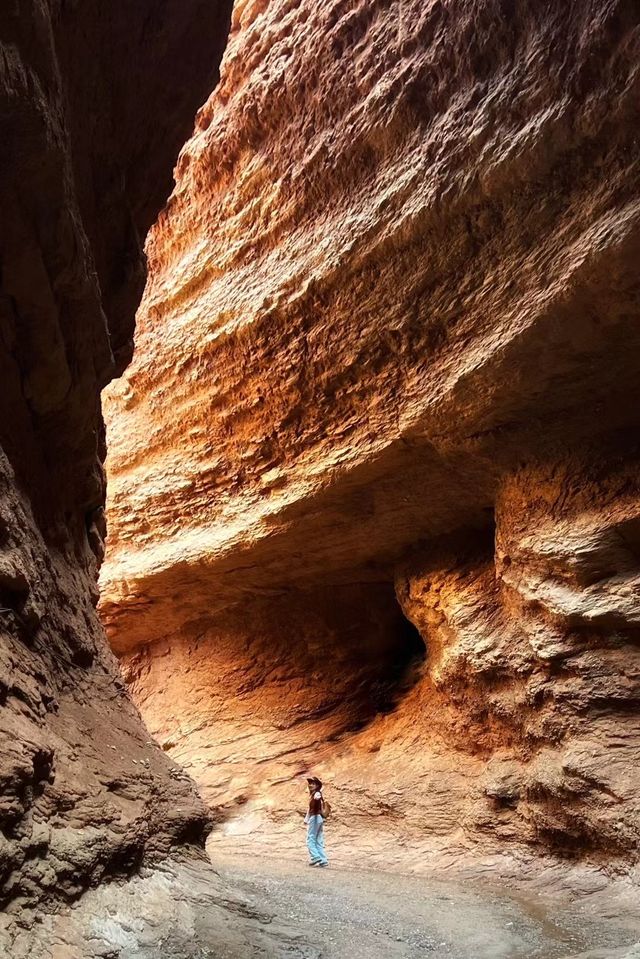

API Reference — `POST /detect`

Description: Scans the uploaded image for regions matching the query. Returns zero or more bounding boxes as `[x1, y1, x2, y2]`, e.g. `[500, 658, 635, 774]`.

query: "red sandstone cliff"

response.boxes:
[101, 0, 640, 877]
[0, 2, 251, 954]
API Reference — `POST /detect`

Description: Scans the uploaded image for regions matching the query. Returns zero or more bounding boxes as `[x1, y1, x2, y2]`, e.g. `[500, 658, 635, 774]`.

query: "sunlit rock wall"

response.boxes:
[0, 0, 232, 951]
[103, 0, 640, 871]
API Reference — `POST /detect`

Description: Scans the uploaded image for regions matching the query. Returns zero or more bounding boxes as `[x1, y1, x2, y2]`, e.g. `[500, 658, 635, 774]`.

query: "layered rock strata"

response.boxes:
[103, 0, 640, 874]
[0, 0, 237, 952]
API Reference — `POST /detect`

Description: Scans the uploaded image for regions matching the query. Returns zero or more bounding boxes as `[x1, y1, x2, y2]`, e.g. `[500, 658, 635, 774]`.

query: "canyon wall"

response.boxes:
[0, 2, 277, 956]
[102, 0, 640, 877]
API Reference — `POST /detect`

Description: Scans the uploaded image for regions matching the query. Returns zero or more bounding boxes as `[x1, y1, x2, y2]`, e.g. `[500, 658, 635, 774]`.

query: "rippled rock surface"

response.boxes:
[103, 0, 640, 877]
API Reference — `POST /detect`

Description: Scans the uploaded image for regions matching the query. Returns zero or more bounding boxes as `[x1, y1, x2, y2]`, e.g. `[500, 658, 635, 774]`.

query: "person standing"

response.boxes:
[304, 776, 329, 867]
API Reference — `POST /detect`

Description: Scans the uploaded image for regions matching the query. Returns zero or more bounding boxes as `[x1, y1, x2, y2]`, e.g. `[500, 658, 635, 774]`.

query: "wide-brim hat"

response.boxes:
[306, 776, 323, 789]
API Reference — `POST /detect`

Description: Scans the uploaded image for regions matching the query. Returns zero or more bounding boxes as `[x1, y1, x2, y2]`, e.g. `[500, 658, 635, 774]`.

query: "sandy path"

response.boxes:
[212, 853, 640, 959]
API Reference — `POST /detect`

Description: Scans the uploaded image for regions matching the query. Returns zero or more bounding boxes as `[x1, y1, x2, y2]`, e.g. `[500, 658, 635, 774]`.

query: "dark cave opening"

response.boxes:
[361, 585, 426, 718]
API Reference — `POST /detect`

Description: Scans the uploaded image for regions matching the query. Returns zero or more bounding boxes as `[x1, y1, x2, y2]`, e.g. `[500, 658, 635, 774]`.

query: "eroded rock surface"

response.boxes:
[0, 0, 239, 952]
[9, 855, 311, 959]
[103, 0, 640, 880]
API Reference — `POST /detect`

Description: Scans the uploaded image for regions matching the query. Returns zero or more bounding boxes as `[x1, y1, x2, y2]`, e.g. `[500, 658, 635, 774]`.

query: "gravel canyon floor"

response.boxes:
[209, 853, 640, 959]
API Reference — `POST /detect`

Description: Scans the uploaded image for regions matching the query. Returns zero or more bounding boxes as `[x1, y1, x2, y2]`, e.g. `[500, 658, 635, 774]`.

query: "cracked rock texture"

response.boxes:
[0, 0, 240, 953]
[103, 0, 640, 878]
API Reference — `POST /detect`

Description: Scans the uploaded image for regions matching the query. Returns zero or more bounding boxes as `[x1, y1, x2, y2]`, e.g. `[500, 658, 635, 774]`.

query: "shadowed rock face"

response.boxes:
[0, 0, 233, 950]
[101, 0, 640, 874]
[122, 584, 426, 812]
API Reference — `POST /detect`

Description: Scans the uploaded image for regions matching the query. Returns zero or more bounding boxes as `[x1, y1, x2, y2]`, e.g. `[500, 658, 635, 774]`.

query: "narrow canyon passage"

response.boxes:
[1, 0, 640, 956]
